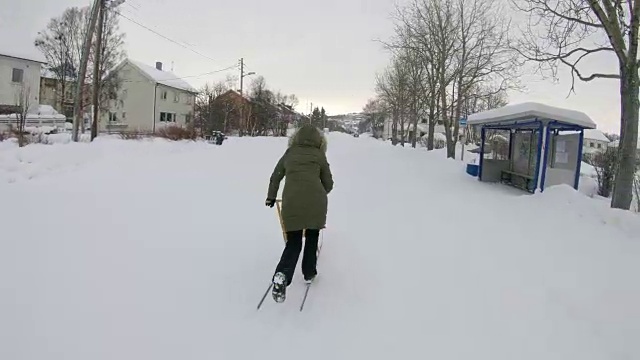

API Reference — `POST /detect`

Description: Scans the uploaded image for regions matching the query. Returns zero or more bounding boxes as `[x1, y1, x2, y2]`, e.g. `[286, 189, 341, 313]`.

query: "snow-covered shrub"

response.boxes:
[583, 148, 619, 198]
[418, 134, 446, 149]
[155, 125, 197, 141]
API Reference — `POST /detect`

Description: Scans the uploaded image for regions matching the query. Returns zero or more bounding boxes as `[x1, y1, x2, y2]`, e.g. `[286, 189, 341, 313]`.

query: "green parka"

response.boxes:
[267, 124, 334, 232]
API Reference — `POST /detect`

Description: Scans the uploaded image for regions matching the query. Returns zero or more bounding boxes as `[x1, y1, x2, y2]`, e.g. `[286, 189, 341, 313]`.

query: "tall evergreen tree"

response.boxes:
[320, 107, 328, 128]
[310, 107, 322, 128]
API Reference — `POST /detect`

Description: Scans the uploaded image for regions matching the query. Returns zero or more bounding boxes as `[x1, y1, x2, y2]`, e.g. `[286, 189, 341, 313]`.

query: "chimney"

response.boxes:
[155, 61, 163, 71]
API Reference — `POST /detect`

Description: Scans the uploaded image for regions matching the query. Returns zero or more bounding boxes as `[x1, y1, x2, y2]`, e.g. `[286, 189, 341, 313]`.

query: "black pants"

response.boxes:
[274, 229, 319, 286]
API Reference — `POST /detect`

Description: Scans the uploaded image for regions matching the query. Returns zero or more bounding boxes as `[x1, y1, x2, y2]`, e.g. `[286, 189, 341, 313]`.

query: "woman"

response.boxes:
[265, 124, 334, 303]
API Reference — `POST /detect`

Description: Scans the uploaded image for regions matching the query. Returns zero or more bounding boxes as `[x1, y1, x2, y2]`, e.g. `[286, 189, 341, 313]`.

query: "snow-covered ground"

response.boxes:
[1, 133, 639, 360]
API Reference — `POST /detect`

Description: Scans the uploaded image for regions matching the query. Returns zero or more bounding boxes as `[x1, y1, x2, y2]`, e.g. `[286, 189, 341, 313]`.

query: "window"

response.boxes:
[185, 114, 191, 124]
[109, 112, 118, 122]
[186, 95, 192, 105]
[12, 68, 24, 83]
[122, 112, 126, 121]
[597, 143, 602, 149]
[161, 90, 167, 100]
[589, 142, 595, 148]
[160, 112, 176, 122]
[174, 92, 179, 102]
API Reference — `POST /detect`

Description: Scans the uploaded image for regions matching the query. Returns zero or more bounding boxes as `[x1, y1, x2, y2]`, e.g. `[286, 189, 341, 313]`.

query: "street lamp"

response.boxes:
[239, 71, 255, 96]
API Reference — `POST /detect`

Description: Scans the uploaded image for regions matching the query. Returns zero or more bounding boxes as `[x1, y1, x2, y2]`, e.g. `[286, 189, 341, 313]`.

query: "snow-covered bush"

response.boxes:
[418, 134, 446, 149]
[583, 148, 619, 198]
[155, 125, 197, 141]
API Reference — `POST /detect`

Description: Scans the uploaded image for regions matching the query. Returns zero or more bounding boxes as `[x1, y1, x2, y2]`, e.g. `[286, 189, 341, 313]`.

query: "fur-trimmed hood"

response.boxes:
[288, 124, 327, 153]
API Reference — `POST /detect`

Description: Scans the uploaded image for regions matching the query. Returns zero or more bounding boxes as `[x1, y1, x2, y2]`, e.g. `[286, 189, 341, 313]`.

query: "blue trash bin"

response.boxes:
[466, 163, 479, 177]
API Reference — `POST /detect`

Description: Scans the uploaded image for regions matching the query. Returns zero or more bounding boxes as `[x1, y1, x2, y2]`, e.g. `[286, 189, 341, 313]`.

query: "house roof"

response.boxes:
[0, 50, 47, 64]
[216, 89, 251, 103]
[609, 139, 640, 149]
[127, 59, 197, 93]
[467, 102, 596, 129]
[583, 129, 610, 142]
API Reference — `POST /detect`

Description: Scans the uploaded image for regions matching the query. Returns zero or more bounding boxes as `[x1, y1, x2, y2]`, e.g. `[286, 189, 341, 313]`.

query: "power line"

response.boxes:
[120, 64, 239, 84]
[115, 11, 221, 65]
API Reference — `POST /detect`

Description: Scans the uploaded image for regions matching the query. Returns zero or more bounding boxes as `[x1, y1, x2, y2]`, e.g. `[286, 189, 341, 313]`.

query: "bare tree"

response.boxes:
[14, 85, 31, 147]
[363, 98, 388, 138]
[447, 0, 519, 158]
[195, 75, 239, 135]
[380, 0, 518, 154]
[35, 5, 126, 131]
[393, 0, 455, 150]
[375, 55, 411, 146]
[511, 0, 640, 210]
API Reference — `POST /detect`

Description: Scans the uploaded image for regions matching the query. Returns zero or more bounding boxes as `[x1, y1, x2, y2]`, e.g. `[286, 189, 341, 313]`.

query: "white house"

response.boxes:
[608, 138, 640, 158]
[101, 59, 198, 133]
[0, 51, 45, 111]
[382, 118, 437, 141]
[582, 129, 610, 154]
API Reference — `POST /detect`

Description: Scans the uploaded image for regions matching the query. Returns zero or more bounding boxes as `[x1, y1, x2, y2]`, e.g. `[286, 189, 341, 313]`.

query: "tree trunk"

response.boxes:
[611, 65, 639, 210]
[427, 97, 436, 150]
[451, 81, 464, 159]
[411, 99, 419, 148]
[400, 114, 406, 147]
[441, 74, 453, 158]
[391, 108, 398, 145]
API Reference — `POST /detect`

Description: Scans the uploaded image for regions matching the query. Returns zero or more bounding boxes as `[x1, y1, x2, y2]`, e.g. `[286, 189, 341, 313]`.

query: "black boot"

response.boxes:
[271, 272, 287, 303]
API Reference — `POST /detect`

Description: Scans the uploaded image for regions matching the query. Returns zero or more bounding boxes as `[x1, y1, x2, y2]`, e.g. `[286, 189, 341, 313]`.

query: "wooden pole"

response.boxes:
[275, 199, 286, 243]
[91, 0, 105, 141]
[72, 0, 101, 142]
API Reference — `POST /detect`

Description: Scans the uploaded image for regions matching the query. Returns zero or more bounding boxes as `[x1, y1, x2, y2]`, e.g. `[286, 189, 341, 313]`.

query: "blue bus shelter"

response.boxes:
[467, 102, 597, 193]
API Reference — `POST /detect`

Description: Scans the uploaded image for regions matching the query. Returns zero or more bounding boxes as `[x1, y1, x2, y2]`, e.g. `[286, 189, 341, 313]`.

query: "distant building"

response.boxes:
[101, 59, 197, 133]
[0, 51, 45, 114]
[39, 70, 81, 119]
[582, 129, 611, 154]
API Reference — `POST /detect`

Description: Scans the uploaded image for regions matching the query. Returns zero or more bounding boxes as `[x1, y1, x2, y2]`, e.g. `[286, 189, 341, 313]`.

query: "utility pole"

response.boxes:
[72, 0, 101, 142]
[239, 58, 244, 136]
[237, 58, 255, 136]
[239, 58, 244, 96]
[91, 0, 106, 141]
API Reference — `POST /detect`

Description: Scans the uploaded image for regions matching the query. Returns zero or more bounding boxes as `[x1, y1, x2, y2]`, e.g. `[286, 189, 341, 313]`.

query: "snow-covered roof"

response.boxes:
[609, 139, 640, 149]
[467, 102, 596, 129]
[583, 129, 610, 143]
[416, 123, 429, 133]
[0, 49, 46, 64]
[128, 59, 197, 93]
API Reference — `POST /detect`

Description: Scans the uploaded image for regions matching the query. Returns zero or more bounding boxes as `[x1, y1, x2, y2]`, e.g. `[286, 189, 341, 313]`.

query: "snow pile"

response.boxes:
[468, 101, 596, 129]
[0, 133, 638, 360]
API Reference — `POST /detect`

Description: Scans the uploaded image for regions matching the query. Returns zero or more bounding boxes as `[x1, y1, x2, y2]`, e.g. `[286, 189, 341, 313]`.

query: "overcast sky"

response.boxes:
[0, 0, 625, 133]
